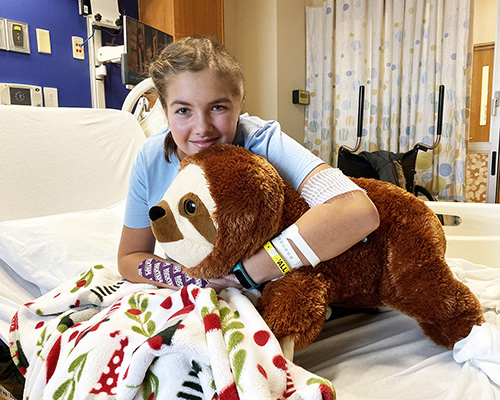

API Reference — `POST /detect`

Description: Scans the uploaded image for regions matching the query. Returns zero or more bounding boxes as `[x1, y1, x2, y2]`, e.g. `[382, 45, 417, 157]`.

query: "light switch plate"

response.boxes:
[43, 87, 58, 107]
[36, 28, 51, 54]
[6, 19, 30, 54]
[0, 18, 7, 50]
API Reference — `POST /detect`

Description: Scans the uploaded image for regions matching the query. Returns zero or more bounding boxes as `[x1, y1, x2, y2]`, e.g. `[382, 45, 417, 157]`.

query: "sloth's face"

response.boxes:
[149, 163, 217, 269]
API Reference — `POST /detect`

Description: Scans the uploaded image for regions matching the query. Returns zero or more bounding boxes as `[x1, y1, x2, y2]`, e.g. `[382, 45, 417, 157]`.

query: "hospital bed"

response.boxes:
[0, 102, 499, 399]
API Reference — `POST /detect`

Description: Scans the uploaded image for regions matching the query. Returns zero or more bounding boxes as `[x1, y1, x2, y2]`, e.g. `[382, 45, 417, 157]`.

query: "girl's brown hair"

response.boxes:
[149, 35, 246, 162]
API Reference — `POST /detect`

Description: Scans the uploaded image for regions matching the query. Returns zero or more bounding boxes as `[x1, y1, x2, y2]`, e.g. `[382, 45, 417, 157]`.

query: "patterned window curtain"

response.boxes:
[305, 0, 472, 200]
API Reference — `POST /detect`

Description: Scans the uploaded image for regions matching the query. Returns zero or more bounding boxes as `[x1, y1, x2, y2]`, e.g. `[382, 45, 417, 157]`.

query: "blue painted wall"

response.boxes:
[0, 0, 138, 109]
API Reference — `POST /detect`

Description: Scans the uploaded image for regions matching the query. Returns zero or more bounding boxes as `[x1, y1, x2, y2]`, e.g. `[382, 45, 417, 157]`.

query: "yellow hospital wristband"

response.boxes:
[264, 241, 291, 275]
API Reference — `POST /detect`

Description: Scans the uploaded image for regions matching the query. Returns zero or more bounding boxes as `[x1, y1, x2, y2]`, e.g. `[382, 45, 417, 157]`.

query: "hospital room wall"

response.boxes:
[224, 0, 314, 144]
[0, 0, 138, 109]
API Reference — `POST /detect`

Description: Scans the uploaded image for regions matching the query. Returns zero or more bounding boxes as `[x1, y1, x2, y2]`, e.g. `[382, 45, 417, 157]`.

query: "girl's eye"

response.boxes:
[176, 108, 190, 115]
[212, 105, 226, 111]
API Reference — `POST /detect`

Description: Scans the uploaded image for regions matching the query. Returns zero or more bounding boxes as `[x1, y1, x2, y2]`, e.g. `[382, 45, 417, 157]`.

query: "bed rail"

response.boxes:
[425, 201, 500, 268]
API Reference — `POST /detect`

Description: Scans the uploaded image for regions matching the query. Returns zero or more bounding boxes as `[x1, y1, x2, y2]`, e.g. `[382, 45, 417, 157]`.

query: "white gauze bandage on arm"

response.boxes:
[300, 167, 365, 207]
[270, 168, 365, 269]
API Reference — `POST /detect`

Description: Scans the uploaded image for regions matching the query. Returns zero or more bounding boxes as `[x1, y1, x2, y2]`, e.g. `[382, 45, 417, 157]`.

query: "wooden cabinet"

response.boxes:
[138, 0, 224, 42]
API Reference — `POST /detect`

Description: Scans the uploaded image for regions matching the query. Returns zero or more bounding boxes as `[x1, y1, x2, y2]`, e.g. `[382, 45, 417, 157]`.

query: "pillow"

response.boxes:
[0, 201, 126, 295]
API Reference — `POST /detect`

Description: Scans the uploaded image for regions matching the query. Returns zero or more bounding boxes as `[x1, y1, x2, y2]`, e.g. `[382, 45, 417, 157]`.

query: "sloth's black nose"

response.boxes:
[149, 206, 166, 221]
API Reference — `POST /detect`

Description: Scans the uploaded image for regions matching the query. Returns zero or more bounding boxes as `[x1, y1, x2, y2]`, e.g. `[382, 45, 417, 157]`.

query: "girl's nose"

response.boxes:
[193, 113, 213, 135]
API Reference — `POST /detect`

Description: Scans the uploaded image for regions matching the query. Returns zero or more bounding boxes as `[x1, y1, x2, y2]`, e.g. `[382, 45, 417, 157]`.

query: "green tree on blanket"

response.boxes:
[142, 369, 159, 400]
[125, 293, 156, 337]
[201, 290, 246, 391]
[36, 326, 51, 361]
[70, 265, 104, 293]
[53, 351, 90, 400]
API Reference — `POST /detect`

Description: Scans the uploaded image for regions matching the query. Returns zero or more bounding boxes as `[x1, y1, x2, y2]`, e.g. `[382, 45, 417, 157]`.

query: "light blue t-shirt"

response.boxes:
[124, 114, 325, 229]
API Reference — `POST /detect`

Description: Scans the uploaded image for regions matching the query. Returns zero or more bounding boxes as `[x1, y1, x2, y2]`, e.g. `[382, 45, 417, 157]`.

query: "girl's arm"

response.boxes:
[117, 225, 179, 290]
[208, 163, 380, 290]
[118, 163, 379, 291]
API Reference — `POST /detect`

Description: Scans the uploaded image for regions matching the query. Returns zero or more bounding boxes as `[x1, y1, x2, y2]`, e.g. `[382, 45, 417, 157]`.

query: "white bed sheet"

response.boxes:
[295, 258, 500, 399]
[295, 311, 499, 399]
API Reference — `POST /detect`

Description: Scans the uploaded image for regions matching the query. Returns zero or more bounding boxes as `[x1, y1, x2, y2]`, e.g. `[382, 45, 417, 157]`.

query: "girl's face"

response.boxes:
[164, 70, 243, 161]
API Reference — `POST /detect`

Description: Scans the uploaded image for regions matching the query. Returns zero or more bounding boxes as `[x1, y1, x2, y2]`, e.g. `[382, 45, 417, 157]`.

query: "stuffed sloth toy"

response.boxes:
[149, 144, 484, 351]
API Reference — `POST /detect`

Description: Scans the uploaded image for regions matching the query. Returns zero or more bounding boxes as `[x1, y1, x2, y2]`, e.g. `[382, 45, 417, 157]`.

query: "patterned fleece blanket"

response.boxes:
[8, 265, 335, 400]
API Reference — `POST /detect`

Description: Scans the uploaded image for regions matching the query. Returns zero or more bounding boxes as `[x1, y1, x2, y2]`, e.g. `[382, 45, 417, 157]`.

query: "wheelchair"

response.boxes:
[337, 85, 445, 203]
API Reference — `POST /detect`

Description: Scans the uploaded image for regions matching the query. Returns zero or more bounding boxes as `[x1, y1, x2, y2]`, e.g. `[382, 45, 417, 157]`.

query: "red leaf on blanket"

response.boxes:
[191, 287, 200, 299]
[35, 322, 44, 329]
[160, 297, 173, 309]
[69, 330, 79, 342]
[319, 384, 335, 400]
[257, 364, 268, 379]
[148, 335, 163, 350]
[203, 313, 222, 333]
[76, 280, 87, 287]
[127, 308, 142, 315]
[169, 304, 195, 320]
[46, 336, 62, 382]
[181, 286, 192, 307]
[272, 355, 287, 371]
[218, 381, 238, 400]
[24, 302, 34, 307]
[254, 330, 271, 346]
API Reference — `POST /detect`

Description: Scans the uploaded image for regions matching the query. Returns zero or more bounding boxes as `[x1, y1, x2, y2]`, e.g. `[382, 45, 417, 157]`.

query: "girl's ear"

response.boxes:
[240, 91, 246, 108]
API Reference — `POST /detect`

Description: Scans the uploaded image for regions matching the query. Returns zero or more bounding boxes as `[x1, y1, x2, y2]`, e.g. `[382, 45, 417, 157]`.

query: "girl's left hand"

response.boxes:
[206, 273, 242, 292]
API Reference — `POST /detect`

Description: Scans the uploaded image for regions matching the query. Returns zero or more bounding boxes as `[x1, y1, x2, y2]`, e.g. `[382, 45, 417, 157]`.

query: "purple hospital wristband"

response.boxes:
[138, 258, 208, 288]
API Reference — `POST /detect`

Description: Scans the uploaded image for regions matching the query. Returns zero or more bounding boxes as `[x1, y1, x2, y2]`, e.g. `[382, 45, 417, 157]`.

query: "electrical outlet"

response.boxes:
[72, 36, 84, 60]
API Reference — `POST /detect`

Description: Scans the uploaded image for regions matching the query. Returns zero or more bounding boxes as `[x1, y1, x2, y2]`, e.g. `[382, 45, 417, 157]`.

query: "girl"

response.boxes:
[118, 35, 379, 291]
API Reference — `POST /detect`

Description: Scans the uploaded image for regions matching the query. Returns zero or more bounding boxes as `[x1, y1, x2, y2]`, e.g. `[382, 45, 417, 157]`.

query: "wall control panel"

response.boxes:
[0, 83, 43, 106]
[292, 90, 310, 105]
[5, 19, 30, 54]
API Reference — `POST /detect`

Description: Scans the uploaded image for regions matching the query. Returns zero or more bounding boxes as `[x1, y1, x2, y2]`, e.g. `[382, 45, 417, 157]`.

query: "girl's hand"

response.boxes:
[206, 273, 242, 292]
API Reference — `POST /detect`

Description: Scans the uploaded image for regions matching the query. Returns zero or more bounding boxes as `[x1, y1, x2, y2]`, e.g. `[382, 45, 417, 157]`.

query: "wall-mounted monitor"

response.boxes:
[122, 16, 173, 86]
